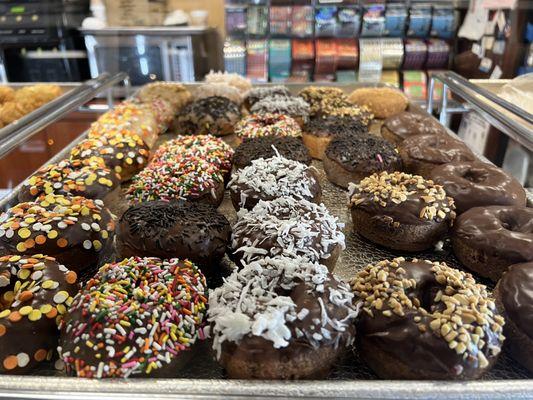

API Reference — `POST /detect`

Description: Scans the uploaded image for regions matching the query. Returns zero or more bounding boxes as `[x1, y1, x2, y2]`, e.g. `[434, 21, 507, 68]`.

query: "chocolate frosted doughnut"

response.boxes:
[117, 201, 230, 273]
[430, 161, 527, 214]
[0, 254, 78, 374]
[175, 96, 241, 136]
[399, 133, 476, 177]
[349, 172, 456, 251]
[59, 257, 208, 378]
[250, 95, 310, 126]
[494, 261, 533, 373]
[381, 111, 447, 145]
[18, 159, 120, 205]
[228, 155, 321, 210]
[303, 115, 369, 160]
[452, 206, 533, 281]
[209, 256, 359, 379]
[351, 258, 505, 379]
[244, 85, 291, 109]
[324, 134, 402, 188]
[233, 136, 312, 169]
[0, 195, 115, 278]
[231, 197, 345, 271]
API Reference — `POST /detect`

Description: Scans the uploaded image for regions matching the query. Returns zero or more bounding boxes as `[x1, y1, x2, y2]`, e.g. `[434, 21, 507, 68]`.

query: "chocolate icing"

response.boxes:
[401, 133, 476, 165]
[430, 161, 526, 214]
[453, 206, 533, 264]
[117, 201, 230, 268]
[325, 134, 402, 174]
[498, 262, 533, 339]
[383, 111, 447, 140]
[175, 96, 241, 135]
[233, 136, 312, 168]
[304, 115, 368, 138]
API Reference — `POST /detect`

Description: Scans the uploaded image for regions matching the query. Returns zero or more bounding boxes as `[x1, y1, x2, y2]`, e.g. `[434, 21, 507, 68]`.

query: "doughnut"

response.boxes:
[58, 257, 208, 378]
[135, 81, 192, 113]
[69, 134, 150, 182]
[204, 71, 252, 93]
[117, 201, 230, 274]
[233, 136, 312, 169]
[494, 261, 533, 373]
[18, 159, 120, 205]
[0, 195, 115, 278]
[381, 111, 447, 145]
[348, 87, 408, 119]
[430, 161, 527, 214]
[194, 83, 243, 105]
[399, 133, 477, 178]
[348, 172, 456, 252]
[231, 197, 345, 271]
[234, 113, 301, 142]
[244, 85, 291, 109]
[136, 98, 175, 131]
[316, 97, 374, 121]
[298, 86, 346, 116]
[175, 96, 241, 136]
[250, 95, 310, 127]
[0, 254, 78, 374]
[0, 86, 15, 104]
[228, 155, 321, 210]
[303, 115, 370, 160]
[208, 255, 359, 379]
[452, 206, 533, 281]
[151, 135, 234, 177]
[351, 257, 505, 379]
[323, 133, 402, 188]
[126, 158, 225, 206]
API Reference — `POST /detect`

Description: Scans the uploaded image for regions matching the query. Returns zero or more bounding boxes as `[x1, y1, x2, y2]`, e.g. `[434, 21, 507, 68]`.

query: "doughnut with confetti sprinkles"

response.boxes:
[0, 195, 115, 277]
[0, 254, 78, 374]
[18, 159, 120, 205]
[234, 113, 302, 142]
[58, 257, 208, 378]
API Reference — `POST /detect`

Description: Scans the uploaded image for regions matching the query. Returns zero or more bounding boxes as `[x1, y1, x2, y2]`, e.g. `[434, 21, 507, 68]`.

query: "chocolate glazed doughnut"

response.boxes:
[351, 258, 505, 380]
[430, 161, 527, 214]
[208, 256, 360, 379]
[452, 206, 533, 282]
[0, 254, 78, 374]
[381, 111, 447, 145]
[117, 201, 230, 274]
[399, 133, 477, 178]
[494, 262, 533, 373]
[233, 136, 312, 169]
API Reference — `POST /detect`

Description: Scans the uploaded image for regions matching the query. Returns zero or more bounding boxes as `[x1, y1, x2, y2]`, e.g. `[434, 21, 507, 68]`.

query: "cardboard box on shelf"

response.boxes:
[105, 0, 167, 27]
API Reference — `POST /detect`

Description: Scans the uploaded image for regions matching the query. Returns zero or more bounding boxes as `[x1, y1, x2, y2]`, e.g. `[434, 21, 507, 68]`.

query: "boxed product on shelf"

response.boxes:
[270, 6, 292, 35]
[269, 39, 292, 82]
[336, 38, 359, 70]
[224, 40, 247, 76]
[385, 3, 407, 37]
[403, 70, 427, 101]
[292, 6, 315, 37]
[431, 5, 457, 39]
[314, 39, 337, 81]
[407, 4, 432, 37]
[315, 7, 338, 37]
[426, 39, 451, 69]
[292, 39, 315, 81]
[337, 7, 361, 38]
[226, 5, 248, 34]
[247, 5, 269, 36]
[361, 4, 386, 37]
[403, 39, 427, 69]
[247, 40, 269, 82]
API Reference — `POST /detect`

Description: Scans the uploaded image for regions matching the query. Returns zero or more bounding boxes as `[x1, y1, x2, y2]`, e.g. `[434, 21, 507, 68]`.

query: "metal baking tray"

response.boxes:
[0, 83, 531, 399]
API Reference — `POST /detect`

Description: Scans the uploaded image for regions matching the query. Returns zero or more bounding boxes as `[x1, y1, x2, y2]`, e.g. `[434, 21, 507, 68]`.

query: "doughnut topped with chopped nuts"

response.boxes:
[0, 254, 78, 374]
[299, 86, 346, 116]
[351, 257, 505, 379]
[0, 195, 115, 276]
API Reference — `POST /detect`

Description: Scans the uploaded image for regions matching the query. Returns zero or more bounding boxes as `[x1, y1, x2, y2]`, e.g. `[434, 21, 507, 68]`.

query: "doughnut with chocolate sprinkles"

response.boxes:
[233, 136, 312, 169]
[58, 257, 208, 378]
[0, 254, 78, 374]
[209, 256, 360, 379]
[351, 257, 505, 379]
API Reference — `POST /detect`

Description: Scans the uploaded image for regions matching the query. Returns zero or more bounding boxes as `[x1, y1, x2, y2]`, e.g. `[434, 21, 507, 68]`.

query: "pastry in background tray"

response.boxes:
[117, 201, 230, 275]
[243, 85, 291, 110]
[126, 158, 225, 206]
[303, 115, 370, 160]
[135, 81, 192, 113]
[250, 95, 310, 127]
[452, 206, 533, 282]
[0, 84, 62, 126]
[230, 197, 345, 271]
[209, 255, 359, 379]
[228, 155, 321, 211]
[194, 82, 243, 105]
[381, 111, 448, 145]
[0, 195, 115, 279]
[351, 257, 505, 379]
[0, 86, 15, 104]
[59, 256, 208, 378]
[0, 254, 78, 374]
[69, 134, 150, 182]
[233, 136, 312, 169]
[234, 113, 301, 143]
[348, 172, 456, 252]
[399, 133, 477, 178]
[430, 161, 527, 214]
[204, 71, 252, 93]
[323, 133, 402, 188]
[494, 261, 533, 373]
[347, 87, 408, 119]
[175, 96, 241, 136]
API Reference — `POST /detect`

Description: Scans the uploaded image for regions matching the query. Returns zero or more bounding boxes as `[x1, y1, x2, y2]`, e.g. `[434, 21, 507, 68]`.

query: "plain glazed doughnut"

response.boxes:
[351, 257, 505, 379]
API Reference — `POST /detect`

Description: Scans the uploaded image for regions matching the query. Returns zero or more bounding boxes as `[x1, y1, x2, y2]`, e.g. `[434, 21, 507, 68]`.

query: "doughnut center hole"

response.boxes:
[462, 170, 487, 183]
[499, 214, 519, 232]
